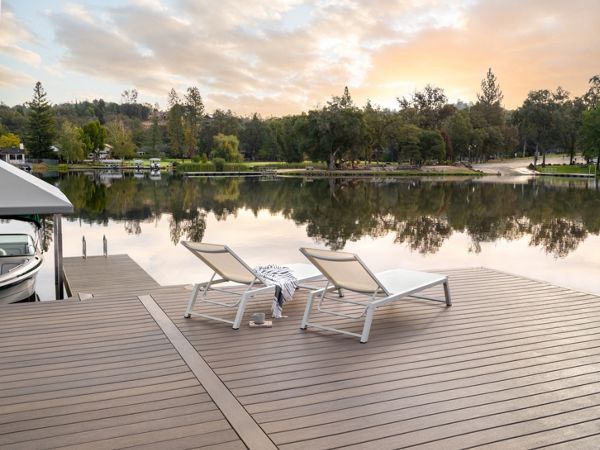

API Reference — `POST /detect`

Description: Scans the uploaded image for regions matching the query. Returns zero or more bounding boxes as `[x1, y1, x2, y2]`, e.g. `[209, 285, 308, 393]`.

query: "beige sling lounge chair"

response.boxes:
[182, 242, 322, 329]
[299, 248, 451, 343]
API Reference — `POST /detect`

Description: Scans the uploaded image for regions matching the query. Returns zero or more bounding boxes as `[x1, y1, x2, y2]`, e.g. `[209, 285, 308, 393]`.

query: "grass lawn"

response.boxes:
[538, 165, 597, 175]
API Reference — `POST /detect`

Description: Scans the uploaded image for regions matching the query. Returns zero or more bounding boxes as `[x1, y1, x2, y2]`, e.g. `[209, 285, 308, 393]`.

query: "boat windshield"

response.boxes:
[0, 235, 35, 257]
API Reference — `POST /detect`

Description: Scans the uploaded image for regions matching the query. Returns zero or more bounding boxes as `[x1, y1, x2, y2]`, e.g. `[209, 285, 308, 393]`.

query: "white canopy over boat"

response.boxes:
[0, 160, 73, 298]
[0, 160, 73, 215]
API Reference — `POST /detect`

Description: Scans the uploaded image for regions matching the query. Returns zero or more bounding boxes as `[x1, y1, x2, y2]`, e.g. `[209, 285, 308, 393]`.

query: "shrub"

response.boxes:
[174, 162, 216, 172]
[212, 157, 226, 172]
[223, 163, 250, 171]
[210, 134, 243, 162]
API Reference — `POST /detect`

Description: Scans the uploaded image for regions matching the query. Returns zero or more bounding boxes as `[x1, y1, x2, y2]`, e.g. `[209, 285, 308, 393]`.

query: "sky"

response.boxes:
[0, 0, 598, 115]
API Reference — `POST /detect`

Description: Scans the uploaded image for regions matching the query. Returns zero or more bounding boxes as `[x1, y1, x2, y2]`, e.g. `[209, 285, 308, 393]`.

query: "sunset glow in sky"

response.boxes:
[0, 0, 598, 114]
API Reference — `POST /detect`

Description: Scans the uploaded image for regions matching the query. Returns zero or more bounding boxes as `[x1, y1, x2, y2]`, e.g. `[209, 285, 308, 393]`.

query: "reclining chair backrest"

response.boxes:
[300, 248, 388, 295]
[182, 241, 258, 284]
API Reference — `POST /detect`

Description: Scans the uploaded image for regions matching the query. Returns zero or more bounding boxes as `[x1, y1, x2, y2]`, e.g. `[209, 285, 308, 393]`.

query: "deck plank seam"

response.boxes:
[138, 294, 275, 450]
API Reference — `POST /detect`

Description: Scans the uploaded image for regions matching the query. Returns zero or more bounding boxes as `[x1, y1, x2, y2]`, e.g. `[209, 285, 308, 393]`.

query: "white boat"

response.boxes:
[0, 233, 43, 304]
[149, 158, 161, 171]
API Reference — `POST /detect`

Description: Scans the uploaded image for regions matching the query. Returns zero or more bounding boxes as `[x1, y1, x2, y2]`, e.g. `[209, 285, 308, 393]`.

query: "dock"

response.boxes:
[1, 256, 600, 448]
[63, 254, 160, 299]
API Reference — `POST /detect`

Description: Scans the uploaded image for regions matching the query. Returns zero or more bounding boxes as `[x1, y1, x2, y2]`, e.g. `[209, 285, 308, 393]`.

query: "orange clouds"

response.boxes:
[361, 0, 600, 108]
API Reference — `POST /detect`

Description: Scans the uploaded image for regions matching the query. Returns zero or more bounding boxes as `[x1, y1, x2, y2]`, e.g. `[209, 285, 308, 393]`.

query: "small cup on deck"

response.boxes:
[251, 312, 265, 324]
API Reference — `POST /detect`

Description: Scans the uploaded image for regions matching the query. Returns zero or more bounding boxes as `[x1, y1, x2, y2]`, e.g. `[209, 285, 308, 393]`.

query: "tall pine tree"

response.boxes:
[477, 68, 504, 106]
[167, 89, 184, 157]
[24, 82, 55, 159]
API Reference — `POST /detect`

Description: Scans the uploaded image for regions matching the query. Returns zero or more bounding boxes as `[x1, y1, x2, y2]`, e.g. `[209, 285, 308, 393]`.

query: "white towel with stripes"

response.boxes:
[253, 265, 298, 318]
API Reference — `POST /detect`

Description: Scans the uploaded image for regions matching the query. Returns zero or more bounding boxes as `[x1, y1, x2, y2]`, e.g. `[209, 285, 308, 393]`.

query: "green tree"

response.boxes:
[0, 104, 27, 135]
[398, 85, 454, 130]
[0, 132, 20, 148]
[395, 124, 422, 163]
[81, 120, 106, 159]
[183, 86, 204, 157]
[514, 89, 558, 166]
[240, 113, 268, 161]
[24, 81, 55, 159]
[584, 75, 600, 107]
[419, 130, 446, 162]
[581, 106, 600, 173]
[167, 89, 185, 157]
[199, 109, 242, 155]
[467, 68, 510, 160]
[106, 119, 136, 159]
[443, 110, 473, 161]
[554, 89, 584, 164]
[266, 115, 304, 162]
[363, 102, 400, 163]
[210, 133, 242, 162]
[57, 121, 84, 163]
[477, 68, 504, 108]
[301, 87, 366, 169]
[148, 107, 161, 152]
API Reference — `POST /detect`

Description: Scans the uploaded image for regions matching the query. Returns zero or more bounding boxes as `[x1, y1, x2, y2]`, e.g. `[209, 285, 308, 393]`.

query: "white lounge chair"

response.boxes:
[299, 248, 451, 343]
[182, 242, 322, 329]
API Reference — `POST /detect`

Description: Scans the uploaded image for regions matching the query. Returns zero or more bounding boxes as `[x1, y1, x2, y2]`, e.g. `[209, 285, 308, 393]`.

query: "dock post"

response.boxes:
[82, 236, 86, 259]
[103, 235, 108, 257]
[53, 214, 64, 299]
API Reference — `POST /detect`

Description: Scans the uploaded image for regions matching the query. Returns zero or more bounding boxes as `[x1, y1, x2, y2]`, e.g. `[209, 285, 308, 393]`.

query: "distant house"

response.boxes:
[87, 144, 113, 160]
[0, 144, 26, 165]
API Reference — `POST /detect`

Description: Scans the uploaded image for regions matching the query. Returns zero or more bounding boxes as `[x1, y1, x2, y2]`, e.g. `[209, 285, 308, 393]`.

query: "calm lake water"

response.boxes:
[33, 172, 600, 300]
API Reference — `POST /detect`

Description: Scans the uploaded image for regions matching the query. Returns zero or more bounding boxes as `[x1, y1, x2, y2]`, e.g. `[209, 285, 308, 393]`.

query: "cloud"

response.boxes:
[0, 64, 34, 87]
[363, 0, 600, 107]
[0, 5, 42, 66]
[7, 0, 599, 112]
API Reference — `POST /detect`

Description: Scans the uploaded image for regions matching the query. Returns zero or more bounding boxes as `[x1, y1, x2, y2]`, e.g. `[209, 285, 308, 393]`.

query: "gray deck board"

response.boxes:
[63, 254, 159, 298]
[3, 254, 600, 449]
[0, 271, 244, 449]
[149, 266, 600, 449]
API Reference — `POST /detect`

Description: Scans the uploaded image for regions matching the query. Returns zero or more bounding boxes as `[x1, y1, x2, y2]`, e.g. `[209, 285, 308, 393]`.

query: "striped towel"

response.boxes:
[253, 265, 298, 318]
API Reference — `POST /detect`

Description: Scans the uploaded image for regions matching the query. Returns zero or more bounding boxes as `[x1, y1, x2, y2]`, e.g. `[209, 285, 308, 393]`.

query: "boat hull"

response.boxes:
[0, 276, 36, 304]
[0, 255, 43, 304]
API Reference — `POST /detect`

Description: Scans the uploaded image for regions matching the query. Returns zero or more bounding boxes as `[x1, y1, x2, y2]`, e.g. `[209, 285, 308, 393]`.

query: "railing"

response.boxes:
[82, 235, 108, 258]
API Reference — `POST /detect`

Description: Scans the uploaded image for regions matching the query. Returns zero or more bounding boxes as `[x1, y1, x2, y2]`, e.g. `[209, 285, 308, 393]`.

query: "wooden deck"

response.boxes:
[63, 254, 159, 299]
[2, 256, 600, 449]
[0, 289, 245, 449]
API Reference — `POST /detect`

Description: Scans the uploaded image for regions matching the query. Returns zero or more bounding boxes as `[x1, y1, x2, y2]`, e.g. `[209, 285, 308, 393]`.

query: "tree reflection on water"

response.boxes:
[50, 173, 600, 258]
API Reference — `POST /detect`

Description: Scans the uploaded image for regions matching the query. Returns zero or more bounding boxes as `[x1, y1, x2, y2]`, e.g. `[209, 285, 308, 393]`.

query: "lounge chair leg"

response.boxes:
[300, 291, 316, 330]
[360, 306, 376, 343]
[232, 293, 250, 330]
[338, 288, 344, 298]
[184, 283, 201, 318]
[443, 281, 452, 307]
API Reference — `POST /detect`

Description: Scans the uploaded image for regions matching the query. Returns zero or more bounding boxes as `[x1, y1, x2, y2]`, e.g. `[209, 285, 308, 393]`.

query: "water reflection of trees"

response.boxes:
[53, 174, 600, 257]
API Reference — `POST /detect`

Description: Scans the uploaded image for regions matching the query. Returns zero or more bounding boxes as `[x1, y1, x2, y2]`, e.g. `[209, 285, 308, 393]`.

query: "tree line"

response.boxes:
[1, 70, 599, 169]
